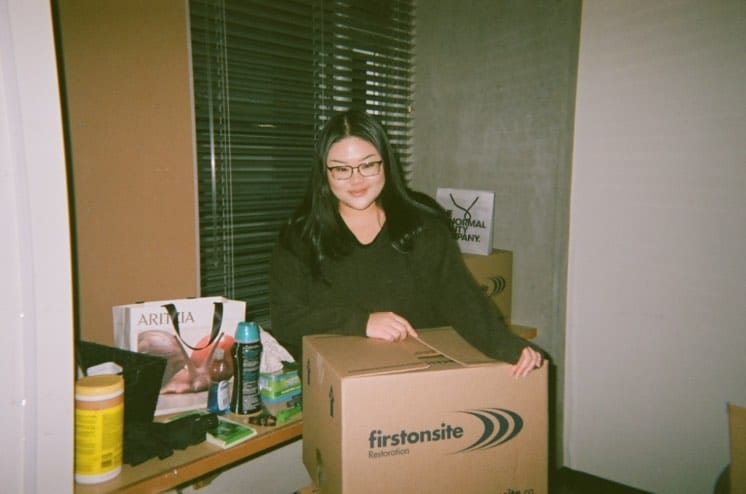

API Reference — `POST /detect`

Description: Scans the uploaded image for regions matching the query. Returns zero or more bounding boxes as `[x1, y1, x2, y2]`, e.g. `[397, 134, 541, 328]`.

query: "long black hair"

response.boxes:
[280, 110, 447, 277]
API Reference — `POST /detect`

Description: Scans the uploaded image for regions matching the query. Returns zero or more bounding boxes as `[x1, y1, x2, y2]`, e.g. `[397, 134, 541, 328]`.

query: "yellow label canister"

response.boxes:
[74, 374, 124, 484]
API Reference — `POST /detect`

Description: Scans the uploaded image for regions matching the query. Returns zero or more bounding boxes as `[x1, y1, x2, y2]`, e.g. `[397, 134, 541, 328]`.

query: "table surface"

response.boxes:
[74, 415, 303, 494]
[71, 326, 534, 493]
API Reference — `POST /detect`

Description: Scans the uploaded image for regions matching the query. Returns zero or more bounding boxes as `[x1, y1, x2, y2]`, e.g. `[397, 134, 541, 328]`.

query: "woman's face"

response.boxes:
[326, 136, 385, 215]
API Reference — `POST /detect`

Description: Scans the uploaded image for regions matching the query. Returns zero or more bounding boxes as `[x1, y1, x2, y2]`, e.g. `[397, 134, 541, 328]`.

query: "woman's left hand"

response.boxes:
[511, 346, 544, 377]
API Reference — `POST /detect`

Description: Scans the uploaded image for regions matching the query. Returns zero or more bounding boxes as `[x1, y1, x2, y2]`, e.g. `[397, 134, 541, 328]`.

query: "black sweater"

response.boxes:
[269, 216, 531, 364]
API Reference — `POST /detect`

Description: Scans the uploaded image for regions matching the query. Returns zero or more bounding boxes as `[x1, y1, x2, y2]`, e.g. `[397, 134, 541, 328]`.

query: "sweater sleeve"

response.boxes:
[414, 220, 534, 364]
[268, 241, 368, 361]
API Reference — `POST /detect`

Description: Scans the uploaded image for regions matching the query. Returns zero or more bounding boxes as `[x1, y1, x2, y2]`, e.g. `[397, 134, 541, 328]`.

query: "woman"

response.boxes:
[269, 110, 543, 377]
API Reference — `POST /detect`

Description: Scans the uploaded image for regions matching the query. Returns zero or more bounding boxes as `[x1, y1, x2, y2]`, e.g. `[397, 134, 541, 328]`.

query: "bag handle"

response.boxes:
[162, 301, 224, 351]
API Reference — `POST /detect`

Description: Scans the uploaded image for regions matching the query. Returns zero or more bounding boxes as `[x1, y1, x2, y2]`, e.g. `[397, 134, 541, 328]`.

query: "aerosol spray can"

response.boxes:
[230, 321, 263, 415]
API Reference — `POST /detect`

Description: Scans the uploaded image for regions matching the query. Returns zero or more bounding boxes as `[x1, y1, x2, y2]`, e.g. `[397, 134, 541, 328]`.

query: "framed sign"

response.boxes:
[435, 188, 495, 255]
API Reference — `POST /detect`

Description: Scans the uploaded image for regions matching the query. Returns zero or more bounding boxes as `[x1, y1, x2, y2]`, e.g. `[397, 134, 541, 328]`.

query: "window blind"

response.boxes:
[190, 0, 414, 327]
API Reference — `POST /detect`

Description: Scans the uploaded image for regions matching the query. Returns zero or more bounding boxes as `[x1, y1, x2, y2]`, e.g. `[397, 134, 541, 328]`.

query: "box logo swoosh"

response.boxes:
[457, 408, 523, 452]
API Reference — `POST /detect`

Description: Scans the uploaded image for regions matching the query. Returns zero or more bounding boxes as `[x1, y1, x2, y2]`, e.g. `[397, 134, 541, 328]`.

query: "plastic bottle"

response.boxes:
[207, 347, 233, 415]
[230, 321, 263, 415]
[74, 374, 124, 484]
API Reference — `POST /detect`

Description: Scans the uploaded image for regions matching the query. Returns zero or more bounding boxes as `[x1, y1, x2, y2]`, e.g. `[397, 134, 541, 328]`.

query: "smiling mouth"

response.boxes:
[349, 188, 367, 197]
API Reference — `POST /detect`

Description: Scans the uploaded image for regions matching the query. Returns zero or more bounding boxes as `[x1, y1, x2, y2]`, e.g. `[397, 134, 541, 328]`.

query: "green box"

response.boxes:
[259, 370, 301, 401]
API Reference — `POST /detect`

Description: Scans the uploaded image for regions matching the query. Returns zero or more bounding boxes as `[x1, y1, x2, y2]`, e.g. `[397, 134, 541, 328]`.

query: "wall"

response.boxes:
[56, 0, 199, 344]
[174, 440, 310, 494]
[54, 4, 311, 492]
[412, 0, 581, 464]
[0, 0, 74, 490]
[565, 1, 746, 492]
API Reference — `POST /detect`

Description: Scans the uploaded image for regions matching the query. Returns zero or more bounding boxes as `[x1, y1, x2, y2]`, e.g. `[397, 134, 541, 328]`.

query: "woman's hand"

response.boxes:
[366, 312, 418, 342]
[511, 346, 544, 377]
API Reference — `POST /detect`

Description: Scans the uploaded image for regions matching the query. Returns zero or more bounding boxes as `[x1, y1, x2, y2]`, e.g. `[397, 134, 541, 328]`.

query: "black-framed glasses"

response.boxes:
[326, 160, 383, 180]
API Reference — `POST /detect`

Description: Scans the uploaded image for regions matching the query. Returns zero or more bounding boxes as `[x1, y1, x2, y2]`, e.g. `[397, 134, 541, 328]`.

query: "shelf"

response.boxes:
[74, 417, 303, 494]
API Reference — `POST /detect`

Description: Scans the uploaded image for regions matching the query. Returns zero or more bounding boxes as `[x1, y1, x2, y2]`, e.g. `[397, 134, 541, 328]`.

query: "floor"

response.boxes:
[551, 468, 653, 494]
[290, 469, 653, 494]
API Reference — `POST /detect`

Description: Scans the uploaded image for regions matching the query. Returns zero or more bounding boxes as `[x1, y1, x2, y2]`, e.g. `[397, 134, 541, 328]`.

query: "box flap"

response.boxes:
[305, 335, 428, 376]
[304, 327, 496, 379]
[415, 327, 497, 366]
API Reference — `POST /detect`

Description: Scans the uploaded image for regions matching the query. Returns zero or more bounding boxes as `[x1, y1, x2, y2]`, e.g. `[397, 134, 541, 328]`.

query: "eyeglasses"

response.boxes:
[326, 160, 383, 180]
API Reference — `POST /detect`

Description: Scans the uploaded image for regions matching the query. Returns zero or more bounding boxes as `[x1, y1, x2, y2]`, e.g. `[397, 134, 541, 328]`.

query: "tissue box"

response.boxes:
[259, 368, 302, 424]
[259, 369, 301, 401]
[262, 393, 302, 425]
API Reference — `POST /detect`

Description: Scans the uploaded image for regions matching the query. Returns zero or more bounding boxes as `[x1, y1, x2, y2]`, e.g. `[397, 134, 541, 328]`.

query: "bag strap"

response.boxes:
[162, 301, 224, 351]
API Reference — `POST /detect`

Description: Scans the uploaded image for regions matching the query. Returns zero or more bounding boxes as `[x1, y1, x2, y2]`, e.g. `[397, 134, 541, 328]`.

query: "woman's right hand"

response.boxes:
[366, 312, 417, 342]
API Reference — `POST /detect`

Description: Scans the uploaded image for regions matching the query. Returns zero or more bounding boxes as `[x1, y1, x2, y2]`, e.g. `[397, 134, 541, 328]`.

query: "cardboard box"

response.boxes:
[510, 324, 538, 340]
[302, 327, 547, 494]
[731, 403, 746, 493]
[462, 250, 512, 323]
[296, 485, 321, 494]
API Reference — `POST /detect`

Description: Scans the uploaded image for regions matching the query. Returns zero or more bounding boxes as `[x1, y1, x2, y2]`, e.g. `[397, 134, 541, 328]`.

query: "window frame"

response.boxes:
[189, 0, 415, 327]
